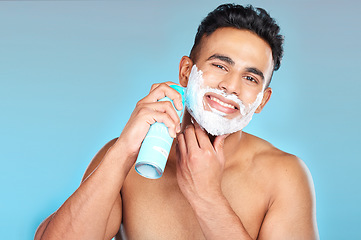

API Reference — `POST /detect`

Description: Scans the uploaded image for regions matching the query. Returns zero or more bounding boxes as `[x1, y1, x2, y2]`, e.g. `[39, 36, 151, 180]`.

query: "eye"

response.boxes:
[244, 76, 257, 83]
[212, 64, 227, 71]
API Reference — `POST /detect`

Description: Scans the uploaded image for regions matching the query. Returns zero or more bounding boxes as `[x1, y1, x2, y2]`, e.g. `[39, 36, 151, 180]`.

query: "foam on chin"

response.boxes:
[185, 65, 263, 136]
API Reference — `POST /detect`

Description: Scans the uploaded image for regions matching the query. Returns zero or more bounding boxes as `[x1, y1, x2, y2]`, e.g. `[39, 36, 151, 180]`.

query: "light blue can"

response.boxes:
[135, 85, 185, 179]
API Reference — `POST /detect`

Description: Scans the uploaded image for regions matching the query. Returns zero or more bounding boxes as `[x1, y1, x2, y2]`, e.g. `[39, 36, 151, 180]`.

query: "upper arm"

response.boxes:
[82, 138, 122, 240]
[35, 138, 122, 240]
[258, 157, 319, 240]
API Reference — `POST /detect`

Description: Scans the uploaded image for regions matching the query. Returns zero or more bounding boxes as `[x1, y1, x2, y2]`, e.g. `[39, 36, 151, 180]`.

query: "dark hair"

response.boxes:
[190, 4, 284, 83]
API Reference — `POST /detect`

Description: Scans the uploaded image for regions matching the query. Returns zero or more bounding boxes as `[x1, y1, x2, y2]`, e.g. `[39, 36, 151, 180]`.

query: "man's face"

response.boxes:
[192, 27, 274, 118]
[183, 27, 274, 135]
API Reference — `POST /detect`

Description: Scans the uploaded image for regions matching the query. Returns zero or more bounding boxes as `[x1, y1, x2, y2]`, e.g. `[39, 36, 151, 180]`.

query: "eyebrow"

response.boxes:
[207, 54, 235, 65]
[207, 54, 265, 81]
[246, 67, 265, 81]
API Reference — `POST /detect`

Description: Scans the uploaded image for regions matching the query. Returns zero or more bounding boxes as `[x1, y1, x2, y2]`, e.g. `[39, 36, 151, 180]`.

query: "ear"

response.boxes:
[178, 56, 193, 87]
[255, 87, 272, 113]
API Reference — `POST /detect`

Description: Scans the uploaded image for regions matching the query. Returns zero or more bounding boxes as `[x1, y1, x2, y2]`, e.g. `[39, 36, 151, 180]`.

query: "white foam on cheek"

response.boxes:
[185, 65, 264, 136]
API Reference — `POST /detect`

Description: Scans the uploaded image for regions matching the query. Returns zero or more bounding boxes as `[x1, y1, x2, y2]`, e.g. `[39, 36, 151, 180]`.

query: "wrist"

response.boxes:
[190, 191, 228, 216]
[106, 137, 138, 174]
[112, 136, 139, 158]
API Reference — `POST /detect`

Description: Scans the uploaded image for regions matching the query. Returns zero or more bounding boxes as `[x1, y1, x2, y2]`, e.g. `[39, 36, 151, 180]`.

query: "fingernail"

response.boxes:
[176, 124, 181, 133]
[178, 101, 183, 111]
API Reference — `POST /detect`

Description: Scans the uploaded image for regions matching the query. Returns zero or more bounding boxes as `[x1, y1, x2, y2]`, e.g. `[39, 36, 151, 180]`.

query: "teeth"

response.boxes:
[210, 96, 235, 109]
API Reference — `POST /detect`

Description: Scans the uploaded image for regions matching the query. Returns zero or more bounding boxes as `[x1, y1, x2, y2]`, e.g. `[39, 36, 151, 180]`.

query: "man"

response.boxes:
[35, 4, 318, 240]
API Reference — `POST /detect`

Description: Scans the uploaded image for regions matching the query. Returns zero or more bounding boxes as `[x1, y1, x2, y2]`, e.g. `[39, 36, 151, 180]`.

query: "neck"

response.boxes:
[167, 110, 244, 169]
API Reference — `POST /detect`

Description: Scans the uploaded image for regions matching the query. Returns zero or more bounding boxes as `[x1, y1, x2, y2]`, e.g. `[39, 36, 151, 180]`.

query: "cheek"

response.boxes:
[238, 86, 262, 105]
[201, 71, 222, 87]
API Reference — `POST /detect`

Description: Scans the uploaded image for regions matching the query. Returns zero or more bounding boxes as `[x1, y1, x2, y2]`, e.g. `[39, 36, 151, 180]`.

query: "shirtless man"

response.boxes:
[35, 4, 318, 240]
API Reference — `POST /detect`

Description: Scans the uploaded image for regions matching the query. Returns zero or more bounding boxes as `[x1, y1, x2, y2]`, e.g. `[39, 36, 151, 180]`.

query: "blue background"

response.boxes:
[1, 1, 360, 239]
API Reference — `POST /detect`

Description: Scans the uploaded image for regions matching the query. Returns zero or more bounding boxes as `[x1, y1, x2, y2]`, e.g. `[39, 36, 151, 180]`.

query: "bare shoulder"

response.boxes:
[244, 132, 312, 184]
[244, 133, 319, 239]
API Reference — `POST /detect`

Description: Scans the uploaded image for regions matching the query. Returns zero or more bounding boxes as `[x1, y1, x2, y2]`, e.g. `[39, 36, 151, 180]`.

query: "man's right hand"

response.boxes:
[34, 81, 184, 240]
[114, 82, 184, 159]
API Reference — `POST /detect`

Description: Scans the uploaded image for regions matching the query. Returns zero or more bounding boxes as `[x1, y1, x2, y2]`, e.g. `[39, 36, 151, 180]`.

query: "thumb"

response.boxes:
[213, 134, 229, 154]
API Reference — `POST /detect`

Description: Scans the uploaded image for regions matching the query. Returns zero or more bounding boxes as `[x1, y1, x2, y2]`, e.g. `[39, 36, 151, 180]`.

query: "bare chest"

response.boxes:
[120, 167, 270, 240]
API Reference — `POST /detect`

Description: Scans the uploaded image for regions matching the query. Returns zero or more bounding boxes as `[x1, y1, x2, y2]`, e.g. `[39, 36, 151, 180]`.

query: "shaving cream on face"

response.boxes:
[185, 65, 264, 136]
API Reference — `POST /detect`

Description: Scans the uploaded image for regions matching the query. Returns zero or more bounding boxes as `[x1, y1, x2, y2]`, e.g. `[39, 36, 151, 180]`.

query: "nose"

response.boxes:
[218, 73, 240, 96]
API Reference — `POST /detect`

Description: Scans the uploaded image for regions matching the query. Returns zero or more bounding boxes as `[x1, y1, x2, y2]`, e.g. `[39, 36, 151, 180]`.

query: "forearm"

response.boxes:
[191, 195, 253, 240]
[40, 140, 133, 240]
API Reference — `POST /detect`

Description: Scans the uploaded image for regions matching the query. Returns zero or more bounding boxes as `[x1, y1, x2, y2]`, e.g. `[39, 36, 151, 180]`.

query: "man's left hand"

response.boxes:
[176, 122, 229, 204]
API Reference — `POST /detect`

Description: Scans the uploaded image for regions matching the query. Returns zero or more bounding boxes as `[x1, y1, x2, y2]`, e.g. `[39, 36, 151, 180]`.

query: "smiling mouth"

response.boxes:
[205, 94, 239, 114]
[209, 96, 237, 109]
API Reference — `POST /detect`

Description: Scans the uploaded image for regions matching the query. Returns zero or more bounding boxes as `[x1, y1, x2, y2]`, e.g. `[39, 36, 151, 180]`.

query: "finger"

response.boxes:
[213, 134, 230, 154]
[183, 125, 200, 152]
[150, 83, 160, 92]
[139, 107, 179, 138]
[151, 112, 177, 138]
[177, 133, 188, 160]
[147, 82, 183, 111]
[175, 137, 188, 186]
[151, 101, 181, 129]
[138, 101, 181, 133]
[177, 133, 194, 184]
[175, 139, 181, 165]
[150, 81, 182, 92]
[193, 121, 213, 149]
